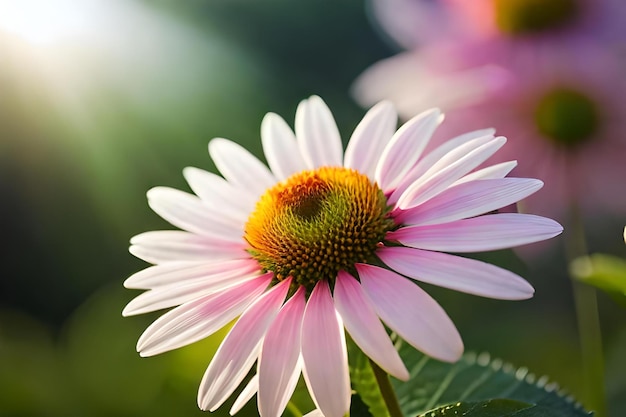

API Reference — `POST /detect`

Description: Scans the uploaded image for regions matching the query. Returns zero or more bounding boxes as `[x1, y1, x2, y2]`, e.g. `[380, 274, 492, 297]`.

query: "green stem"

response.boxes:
[567, 207, 607, 417]
[572, 281, 606, 417]
[286, 401, 303, 417]
[369, 359, 404, 417]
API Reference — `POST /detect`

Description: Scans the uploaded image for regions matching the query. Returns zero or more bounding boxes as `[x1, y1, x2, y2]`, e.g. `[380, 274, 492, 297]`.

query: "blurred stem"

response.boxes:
[286, 402, 303, 417]
[567, 206, 606, 417]
[370, 359, 404, 417]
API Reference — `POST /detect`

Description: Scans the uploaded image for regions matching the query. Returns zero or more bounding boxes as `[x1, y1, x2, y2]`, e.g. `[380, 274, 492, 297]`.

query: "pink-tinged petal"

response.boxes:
[344, 101, 397, 180]
[301, 281, 350, 417]
[370, 0, 458, 49]
[396, 136, 507, 209]
[412, 129, 496, 176]
[357, 264, 463, 363]
[334, 271, 409, 380]
[136, 273, 272, 356]
[261, 112, 307, 180]
[395, 178, 543, 226]
[375, 109, 443, 193]
[208, 138, 276, 196]
[258, 287, 306, 417]
[389, 129, 494, 204]
[352, 51, 505, 120]
[199, 278, 291, 412]
[295, 96, 343, 168]
[454, 161, 518, 184]
[182, 167, 255, 221]
[147, 187, 243, 240]
[125, 262, 202, 290]
[122, 267, 262, 316]
[124, 259, 258, 290]
[230, 375, 258, 415]
[378, 246, 534, 300]
[129, 231, 247, 264]
[389, 213, 563, 252]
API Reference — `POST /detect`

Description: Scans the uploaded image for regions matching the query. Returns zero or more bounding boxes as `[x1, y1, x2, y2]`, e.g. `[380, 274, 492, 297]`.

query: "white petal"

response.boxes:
[209, 138, 276, 196]
[122, 267, 262, 316]
[301, 281, 350, 417]
[230, 375, 258, 415]
[454, 161, 518, 184]
[389, 129, 495, 204]
[378, 246, 535, 300]
[295, 96, 343, 168]
[395, 178, 543, 226]
[303, 410, 325, 417]
[147, 187, 243, 240]
[344, 101, 397, 179]
[129, 230, 246, 264]
[125, 262, 201, 290]
[199, 278, 291, 412]
[334, 271, 409, 380]
[183, 167, 256, 220]
[357, 264, 463, 362]
[136, 273, 272, 356]
[375, 108, 443, 193]
[390, 213, 563, 252]
[410, 129, 497, 177]
[261, 112, 307, 180]
[396, 136, 507, 209]
[258, 287, 306, 417]
[124, 259, 258, 289]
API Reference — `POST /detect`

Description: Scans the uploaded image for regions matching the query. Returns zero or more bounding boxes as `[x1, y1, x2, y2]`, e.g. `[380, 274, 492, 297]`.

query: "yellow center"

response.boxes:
[244, 167, 395, 291]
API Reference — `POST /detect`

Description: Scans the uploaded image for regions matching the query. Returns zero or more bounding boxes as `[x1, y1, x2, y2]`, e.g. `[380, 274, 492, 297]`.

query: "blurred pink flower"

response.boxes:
[355, 0, 626, 220]
[124, 97, 561, 417]
[370, 0, 626, 49]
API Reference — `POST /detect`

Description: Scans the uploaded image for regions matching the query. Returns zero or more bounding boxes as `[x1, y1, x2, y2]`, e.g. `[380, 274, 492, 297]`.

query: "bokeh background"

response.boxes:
[1, 1, 625, 416]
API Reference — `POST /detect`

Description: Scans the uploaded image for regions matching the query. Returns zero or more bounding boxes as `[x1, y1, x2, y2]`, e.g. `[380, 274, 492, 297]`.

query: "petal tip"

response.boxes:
[392, 364, 410, 382]
[440, 340, 464, 363]
[138, 349, 152, 358]
[261, 112, 283, 130]
[208, 137, 231, 155]
[128, 245, 149, 263]
[374, 99, 395, 111]
[308, 94, 325, 104]
[182, 166, 204, 182]
[121, 305, 132, 317]
[146, 186, 166, 200]
[121, 301, 141, 317]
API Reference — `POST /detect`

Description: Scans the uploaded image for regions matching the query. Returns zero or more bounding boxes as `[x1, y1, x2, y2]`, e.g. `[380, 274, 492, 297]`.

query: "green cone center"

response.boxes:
[493, 0, 578, 35]
[534, 88, 599, 148]
[244, 167, 395, 291]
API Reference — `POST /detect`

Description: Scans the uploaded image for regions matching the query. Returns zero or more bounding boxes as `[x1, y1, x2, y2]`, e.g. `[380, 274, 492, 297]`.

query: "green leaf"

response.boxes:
[392, 343, 591, 417]
[570, 254, 626, 307]
[418, 398, 569, 417]
[347, 337, 388, 417]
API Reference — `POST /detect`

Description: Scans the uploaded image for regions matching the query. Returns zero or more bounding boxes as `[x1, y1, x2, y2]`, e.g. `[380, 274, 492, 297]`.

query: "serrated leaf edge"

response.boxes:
[462, 351, 589, 413]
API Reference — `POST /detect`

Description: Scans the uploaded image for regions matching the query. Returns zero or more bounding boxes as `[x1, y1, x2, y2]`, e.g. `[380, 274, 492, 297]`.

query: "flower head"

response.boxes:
[355, 0, 626, 220]
[362, 44, 626, 219]
[371, 0, 626, 49]
[124, 97, 562, 417]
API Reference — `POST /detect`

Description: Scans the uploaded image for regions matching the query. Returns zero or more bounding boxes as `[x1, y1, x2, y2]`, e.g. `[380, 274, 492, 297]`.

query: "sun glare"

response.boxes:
[0, 0, 97, 45]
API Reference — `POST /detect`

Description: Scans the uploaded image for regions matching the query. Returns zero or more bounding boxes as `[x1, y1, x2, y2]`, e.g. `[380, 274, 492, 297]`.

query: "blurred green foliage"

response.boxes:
[0, 0, 625, 416]
[571, 254, 626, 307]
